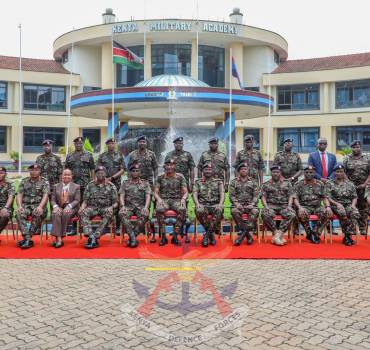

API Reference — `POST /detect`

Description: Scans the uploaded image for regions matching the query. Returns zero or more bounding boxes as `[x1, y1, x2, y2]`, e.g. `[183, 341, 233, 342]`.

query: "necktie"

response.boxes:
[321, 153, 328, 178]
[61, 188, 69, 207]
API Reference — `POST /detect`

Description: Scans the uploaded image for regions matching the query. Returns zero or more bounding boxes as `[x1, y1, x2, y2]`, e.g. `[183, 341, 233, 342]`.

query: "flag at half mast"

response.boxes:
[113, 41, 144, 69]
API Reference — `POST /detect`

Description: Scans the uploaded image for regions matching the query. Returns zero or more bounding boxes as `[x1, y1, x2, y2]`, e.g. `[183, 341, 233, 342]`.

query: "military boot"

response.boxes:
[85, 235, 99, 249]
[245, 229, 254, 245]
[234, 230, 246, 246]
[159, 232, 167, 246]
[20, 239, 34, 249]
[272, 230, 285, 246]
[343, 234, 353, 246]
[201, 232, 209, 247]
[171, 232, 181, 246]
[17, 238, 27, 247]
[128, 232, 138, 248]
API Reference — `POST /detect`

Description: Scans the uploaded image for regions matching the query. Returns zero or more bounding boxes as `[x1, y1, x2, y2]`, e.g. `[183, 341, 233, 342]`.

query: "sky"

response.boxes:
[1, 0, 369, 60]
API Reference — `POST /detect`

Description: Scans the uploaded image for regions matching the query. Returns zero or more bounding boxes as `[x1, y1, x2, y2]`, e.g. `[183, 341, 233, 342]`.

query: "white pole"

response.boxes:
[18, 24, 22, 175]
[66, 28, 74, 157]
[228, 47, 232, 164]
[111, 30, 115, 138]
[266, 69, 272, 175]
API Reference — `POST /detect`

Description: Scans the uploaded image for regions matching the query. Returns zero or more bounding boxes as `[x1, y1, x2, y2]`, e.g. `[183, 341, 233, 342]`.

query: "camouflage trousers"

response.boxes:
[356, 188, 368, 233]
[0, 210, 11, 233]
[331, 204, 360, 235]
[80, 207, 114, 238]
[195, 204, 223, 233]
[156, 199, 186, 234]
[16, 205, 47, 239]
[120, 206, 149, 236]
[262, 207, 296, 233]
[231, 206, 259, 232]
[296, 206, 329, 236]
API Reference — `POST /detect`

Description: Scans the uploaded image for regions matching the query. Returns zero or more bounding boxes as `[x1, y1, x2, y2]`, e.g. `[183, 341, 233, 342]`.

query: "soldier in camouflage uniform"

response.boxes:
[164, 136, 195, 192]
[79, 166, 118, 249]
[273, 138, 303, 182]
[36, 139, 63, 195]
[154, 159, 188, 246]
[326, 164, 360, 246]
[197, 137, 230, 189]
[193, 162, 225, 247]
[119, 163, 151, 248]
[16, 164, 50, 249]
[234, 135, 264, 185]
[97, 138, 127, 234]
[293, 165, 332, 244]
[343, 140, 370, 235]
[229, 162, 259, 246]
[0, 167, 15, 243]
[127, 135, 158, 186]
[261, 165, 296, 246]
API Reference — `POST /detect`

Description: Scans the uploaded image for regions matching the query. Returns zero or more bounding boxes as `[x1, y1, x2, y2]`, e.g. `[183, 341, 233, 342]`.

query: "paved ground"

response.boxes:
[1, 260, 370, 350]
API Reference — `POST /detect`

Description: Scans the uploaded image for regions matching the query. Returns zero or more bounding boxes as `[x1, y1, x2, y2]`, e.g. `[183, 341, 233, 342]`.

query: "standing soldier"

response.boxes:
[16, 164, 49, 249]
[234, 135, 264, 185]
[343, 140, 370, 235]
[119, 163, 151, 248]
[273, 138, 303, 182]
[36, 139, 63, 195]
[261, 165, 296, 246]
[164, 136, 195, 192]
[193, 162, 225, 247]
[229, 162, 259, 246]
[154, 159, 188, 246]
[0, 167, 15, 244]
[326, 164, 360, 246]
[79, 166, 118, 249]
[293, 165, 332, 244]
[127, 135, 158, 186]
[97, 138, 126, 234]
[197, 137, 230, 189]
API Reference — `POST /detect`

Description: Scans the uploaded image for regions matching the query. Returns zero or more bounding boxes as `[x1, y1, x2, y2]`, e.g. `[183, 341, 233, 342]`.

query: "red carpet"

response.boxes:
[1, 234, 370, 259]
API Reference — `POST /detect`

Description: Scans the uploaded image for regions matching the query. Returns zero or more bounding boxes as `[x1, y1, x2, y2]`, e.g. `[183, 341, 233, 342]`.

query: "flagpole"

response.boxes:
[18, 24, 22, 175]
[228, 47, 232, 164]
[66, 27, 74, 157]
[111, 29, 115, 138]
[266, 65, 272, 175]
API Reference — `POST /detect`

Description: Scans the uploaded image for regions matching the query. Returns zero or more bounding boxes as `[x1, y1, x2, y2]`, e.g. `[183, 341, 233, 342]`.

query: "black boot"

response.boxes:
[343, 234, 352, 246]
[85, 235, 99, 249]
[245, 230, 254, 245]
[171, 232, 181, 246]
[348, 234, 354, 245]
[306, 228, 316, 244]
[234, 230, 246, 246]
[202, 232, 209, 247]
[17, 238, 27, 247]
[20, 239, 34, 249]
[312, 231, 320, 244]
[127, 231, 138, 248]
[159, 233, 167, 246]
[209, 232, 216, 246]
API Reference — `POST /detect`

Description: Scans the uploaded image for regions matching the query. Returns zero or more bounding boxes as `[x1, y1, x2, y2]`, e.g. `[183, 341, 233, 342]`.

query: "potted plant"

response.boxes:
[10, 151, 19, 170]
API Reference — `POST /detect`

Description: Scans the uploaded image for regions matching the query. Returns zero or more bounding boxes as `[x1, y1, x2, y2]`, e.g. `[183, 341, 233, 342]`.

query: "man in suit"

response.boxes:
[308, 138, 337, 183]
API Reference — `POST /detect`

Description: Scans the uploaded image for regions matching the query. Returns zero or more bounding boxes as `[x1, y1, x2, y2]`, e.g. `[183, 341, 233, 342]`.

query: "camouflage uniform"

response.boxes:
[127, 149, 158, 185]
[198, 150, 229, 183]
[273, 151, 303, 181]
[293, 179, 329, 235]
[97, 151, 126, 191]
[119, 179, 151, 235]
[80, 181, 118, 238]
[16, 177, 49, 238]
[343, 154, 370, 232]
[325, 180, 360, 236]
[229, 177, 259, 233]
[193, 178, 224, 233]
[261, 179, 296, 233]
[0, 181, 15, 233]
[36, 153, 63, 192]
[234, 149, 264, 183]
[155, 173, 187, 232]
[164, 150, 195, 190]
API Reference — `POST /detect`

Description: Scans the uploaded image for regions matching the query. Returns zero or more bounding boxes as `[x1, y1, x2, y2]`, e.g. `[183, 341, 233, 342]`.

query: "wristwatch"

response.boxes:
[291, 177, 295, 181]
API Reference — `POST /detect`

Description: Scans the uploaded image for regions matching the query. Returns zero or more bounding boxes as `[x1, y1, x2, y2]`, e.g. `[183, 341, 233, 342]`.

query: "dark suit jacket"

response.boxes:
[51, 182, 80, 210]
[308, 151, 337, 180]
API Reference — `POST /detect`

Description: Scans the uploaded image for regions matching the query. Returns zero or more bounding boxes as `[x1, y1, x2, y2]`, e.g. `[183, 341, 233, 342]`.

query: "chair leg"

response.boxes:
[355, 224, 360, 245]
[120, 226, 124, 245]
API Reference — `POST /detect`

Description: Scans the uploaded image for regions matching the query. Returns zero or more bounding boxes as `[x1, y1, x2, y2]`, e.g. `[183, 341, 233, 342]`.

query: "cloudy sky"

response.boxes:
[1, 0, 369, 60]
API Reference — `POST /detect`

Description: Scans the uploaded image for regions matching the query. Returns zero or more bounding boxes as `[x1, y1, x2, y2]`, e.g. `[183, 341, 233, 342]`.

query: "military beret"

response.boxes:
[283, 138, 293, 144]
[333, 163, 344, 171]
[129, 163, 140, 171]
[208, 137, 219, 143]
[73, 137, 84, 143]
[28, 164, 41, 170]
[237, 162, 249, 171]
[42, 139, 53, 145]
[270, 165, 281, 172]
[105, 137, 116, 144]
[94, 165, 106, 173]
[137, 135, 147, 142]
[173, 136, 183, 143]
[0, 166, 6, 172]
[164, 158, 176, 165]
[350, 140, 361, 147]
[304, 165, 315, 171]
[244, 134, 254, 141]
[203, 161, 213, 169]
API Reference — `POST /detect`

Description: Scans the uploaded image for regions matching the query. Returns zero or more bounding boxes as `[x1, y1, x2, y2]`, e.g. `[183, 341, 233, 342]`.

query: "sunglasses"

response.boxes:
[131, 169, 140, 172]
[318, 142, 327, 145]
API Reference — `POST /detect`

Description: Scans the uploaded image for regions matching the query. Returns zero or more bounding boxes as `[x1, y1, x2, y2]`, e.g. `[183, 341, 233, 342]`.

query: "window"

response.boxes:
[23, 127, 65, 153]
[82, 128, 101, 153]
[152, 44, 191, 76]
[198, 45, 225, 87]
[277, 84, 320, 111]
[0, 82, 7, 109]
[277, 127, 319, 153]
[337, 126, 370, 152]
[245, 86, 260, 92]
[116, 45, 144, 87]
[23, 84, 66, 111]
[83, 86, 101, 93]
[62, 50, 68, 63]
[336, 80, 370, 109]
[0, 127, 6, 152]
[274, 50, 280, 65]
[243, 128, 260, 149]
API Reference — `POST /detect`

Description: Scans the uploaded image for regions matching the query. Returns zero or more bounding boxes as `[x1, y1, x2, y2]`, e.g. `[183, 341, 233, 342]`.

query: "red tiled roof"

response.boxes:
[273, 52, 370, 74]
[0, 55, 70, 74]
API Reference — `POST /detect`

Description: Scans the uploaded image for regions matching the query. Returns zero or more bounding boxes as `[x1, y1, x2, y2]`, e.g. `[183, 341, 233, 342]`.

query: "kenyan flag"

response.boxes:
[113, 41, 144, 69]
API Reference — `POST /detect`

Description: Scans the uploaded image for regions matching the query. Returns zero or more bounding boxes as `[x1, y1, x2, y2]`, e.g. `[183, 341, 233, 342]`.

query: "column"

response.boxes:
[101, 42, 113, 89]
[144, 38, 152, 80]
[226, 42, 244, 89]
[191, 38, 198, 79]
[322, 82, 330, 113]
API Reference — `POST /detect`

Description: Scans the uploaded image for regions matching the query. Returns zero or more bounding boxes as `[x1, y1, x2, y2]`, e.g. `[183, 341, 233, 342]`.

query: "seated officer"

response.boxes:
[229, 162, 259, 246]
[0, 167, 15, 244]
[154, 158, 188, 246]
[119, 163, 151, 248]
[193, 162, 224, 247]
[79, 166, 118, 249]
[293, 165, 332, 244]
[16, 164, 49, 249]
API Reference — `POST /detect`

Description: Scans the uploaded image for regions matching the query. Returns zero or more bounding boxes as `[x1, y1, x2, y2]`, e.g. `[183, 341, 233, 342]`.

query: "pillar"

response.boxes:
[323, 82, 330, 113]
[144, 38, 152, 80]
[191, 38, 198, 79]
[226, 42, 244, 89]
[101, 42, 114, 89]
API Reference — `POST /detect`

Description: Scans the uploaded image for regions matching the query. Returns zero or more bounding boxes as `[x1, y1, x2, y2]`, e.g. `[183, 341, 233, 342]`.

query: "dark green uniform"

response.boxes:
[97, 151, 126, 191]
[128, 149, 158, 185]
[234, 149, 264, 183]
[273, 151, 302, 181]
[0, 180, 14, 233]
[36, 153, 63, 191]
[198, 150, 229, 183]
[164, 150, 195, 189]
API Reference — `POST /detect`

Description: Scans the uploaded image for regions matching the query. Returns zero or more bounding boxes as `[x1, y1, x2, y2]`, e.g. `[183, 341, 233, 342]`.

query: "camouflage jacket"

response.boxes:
[293, 179, 326, 208]
[119, 179, 151, 208]
[64, 151, 95, 188]
[155, 173, 187, 200]
[234, 149, 264, 181]
[343, 154, 370, 186]
[0, 180, 15, 208]
[164, 150, 195, 184]
[193, 178, 224, 205]
[273, 151, 302, 179]
[83, 180, 118, 208]
[36, 153, 63, 188]
[198, 150, 230, 182]
[18, 177, 50, 206]
[325, 180, 357, 206]
[229, 177, 258, 207]
[261, 179, 293, 208]
[97, 151, 126, 189]
[127, 149, 158, 183]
